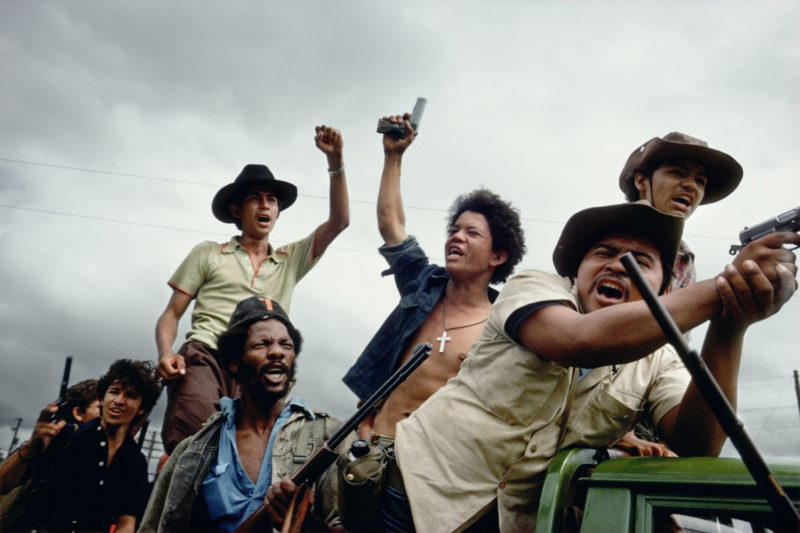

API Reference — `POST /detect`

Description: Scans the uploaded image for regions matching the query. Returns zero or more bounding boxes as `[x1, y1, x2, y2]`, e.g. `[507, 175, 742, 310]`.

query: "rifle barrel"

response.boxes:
[327, 342, 431, 449]
[59, 356, 73, 397]
[620, 253, 800, 530]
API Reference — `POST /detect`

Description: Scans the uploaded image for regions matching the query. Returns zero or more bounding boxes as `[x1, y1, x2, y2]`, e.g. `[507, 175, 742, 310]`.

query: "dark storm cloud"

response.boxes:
[1, 1, 798, 461]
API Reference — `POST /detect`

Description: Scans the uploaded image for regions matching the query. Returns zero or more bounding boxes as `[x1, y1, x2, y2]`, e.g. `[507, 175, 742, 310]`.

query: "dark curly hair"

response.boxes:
[97, 359, 162, 415]
[447, 189, 526, 284]
[58, 379, 98, 423]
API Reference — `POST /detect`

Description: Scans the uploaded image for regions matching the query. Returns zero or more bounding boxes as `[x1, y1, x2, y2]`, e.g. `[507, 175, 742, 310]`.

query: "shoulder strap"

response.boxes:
[291, 413, 327, 468]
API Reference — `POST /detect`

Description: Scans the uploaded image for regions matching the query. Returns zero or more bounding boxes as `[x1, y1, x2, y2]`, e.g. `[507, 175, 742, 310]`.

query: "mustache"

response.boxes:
[258, 361, 293, 377]
[595, 271, 627, 283]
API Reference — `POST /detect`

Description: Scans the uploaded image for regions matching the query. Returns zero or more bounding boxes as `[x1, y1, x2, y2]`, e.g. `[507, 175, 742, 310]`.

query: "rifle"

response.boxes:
[235, 342, 432, 532]
[50, 356, 73, 422]
[376, 97, 427, 139]
[620, 253, 800, 531]
[729, 206, 800, 255]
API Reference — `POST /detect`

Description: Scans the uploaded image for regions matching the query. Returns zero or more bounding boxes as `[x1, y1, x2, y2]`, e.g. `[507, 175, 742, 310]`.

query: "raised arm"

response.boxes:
[659, 260, 797, 456]
[155, 289, 192, 381]
[311, 125, 350, 260]
[377, 114, 415, 246]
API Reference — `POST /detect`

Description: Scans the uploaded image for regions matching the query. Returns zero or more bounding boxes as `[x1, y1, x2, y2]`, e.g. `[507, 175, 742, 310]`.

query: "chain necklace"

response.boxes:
[435, 296, 489, 353]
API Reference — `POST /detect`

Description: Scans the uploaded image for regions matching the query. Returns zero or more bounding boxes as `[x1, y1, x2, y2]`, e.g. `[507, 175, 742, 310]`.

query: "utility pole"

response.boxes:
[793, 369, 800, 419]
[7, 417, 23, 456]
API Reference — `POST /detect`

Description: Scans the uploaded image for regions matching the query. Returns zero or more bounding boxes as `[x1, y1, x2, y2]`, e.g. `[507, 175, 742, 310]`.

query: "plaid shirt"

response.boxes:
[671, 240, 696, 291]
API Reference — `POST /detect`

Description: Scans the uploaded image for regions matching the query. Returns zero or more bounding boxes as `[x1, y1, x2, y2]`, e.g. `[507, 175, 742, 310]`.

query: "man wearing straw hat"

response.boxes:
[394, 201, 798, 532]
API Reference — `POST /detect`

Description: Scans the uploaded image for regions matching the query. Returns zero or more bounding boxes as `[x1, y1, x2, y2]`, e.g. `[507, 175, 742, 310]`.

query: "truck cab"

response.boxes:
[536, 448, 800, 533]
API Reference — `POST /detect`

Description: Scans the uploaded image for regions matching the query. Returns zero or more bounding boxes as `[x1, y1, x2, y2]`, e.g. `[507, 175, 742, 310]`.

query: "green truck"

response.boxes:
[536, 448, 800, 533]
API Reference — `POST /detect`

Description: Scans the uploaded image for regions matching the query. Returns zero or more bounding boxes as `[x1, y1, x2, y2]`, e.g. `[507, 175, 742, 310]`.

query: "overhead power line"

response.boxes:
[0, 156, 588, 226]
[0, 204, 379, 256]
[0, 157, 213, 186]
[0, 156, 765, 240]
[1, 204, 228, 236]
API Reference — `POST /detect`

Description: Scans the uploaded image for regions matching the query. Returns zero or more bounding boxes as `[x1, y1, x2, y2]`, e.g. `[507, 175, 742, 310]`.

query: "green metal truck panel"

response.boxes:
[536, 448, 800, 533]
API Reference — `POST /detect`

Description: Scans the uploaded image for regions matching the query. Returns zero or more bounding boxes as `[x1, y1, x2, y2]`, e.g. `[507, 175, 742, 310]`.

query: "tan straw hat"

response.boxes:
[619, 132, 742, 205]
[553, 202, 684, 278]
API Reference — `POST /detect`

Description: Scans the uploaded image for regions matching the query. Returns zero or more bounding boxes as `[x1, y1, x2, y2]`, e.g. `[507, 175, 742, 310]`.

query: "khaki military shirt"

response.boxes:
[395, 270, 688, 533]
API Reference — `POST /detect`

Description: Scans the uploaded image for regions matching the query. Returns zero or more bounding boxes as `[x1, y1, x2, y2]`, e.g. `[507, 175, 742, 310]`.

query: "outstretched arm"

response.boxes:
[732, 232, 800, 284]
[518, 233, 799, 367]
[518, 278, 721, 367]
[659, 260, 796, 456]
[312, 125, 350, 260]
[377, 114, 415, 246]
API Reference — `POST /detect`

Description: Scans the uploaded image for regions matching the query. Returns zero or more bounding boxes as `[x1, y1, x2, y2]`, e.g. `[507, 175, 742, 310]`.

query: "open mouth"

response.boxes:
[446, 245, 464, 258]
[261, 363, 288, 385]
[672, 194, 693, 208]
[257, 215, 271, 224]
[595, 279, 625, 301]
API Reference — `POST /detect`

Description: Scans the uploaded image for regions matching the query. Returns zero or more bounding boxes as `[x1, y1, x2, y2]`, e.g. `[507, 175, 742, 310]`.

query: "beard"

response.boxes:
[238, 359, 297, 406]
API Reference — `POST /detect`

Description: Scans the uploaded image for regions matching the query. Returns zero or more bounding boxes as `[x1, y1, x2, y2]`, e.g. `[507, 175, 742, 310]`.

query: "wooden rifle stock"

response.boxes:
[235, 343, 432, 532]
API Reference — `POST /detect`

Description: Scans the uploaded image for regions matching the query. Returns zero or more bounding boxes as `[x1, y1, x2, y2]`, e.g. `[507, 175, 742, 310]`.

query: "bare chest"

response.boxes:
[373, 299, 490, 434]
[236, 432, 270, 483]
[408, 299, 489, 364]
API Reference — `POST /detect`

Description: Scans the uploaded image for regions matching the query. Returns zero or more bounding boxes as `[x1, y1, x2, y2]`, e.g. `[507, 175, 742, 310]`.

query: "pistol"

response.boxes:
[49, 356, 73, 422]
[729, 206, 800, 255]
[377, 97, 427, 139]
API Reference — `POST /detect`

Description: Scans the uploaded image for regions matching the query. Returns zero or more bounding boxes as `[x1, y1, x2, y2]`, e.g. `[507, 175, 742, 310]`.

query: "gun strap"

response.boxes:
[280, 483, 310, 533]
[291, 414, 327, 468]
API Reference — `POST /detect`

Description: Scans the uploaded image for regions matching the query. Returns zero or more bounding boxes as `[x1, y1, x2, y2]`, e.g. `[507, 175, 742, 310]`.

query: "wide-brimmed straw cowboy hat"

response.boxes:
[619, 132, 742, 205]
[553, 201, 684, 278]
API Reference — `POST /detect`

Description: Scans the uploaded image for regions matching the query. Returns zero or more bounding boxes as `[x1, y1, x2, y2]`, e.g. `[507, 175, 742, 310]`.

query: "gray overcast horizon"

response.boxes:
[1, 1, 798, 460]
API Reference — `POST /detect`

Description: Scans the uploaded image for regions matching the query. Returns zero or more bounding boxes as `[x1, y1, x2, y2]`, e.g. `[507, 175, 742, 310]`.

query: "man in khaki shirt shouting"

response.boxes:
[395, 202, 799, 532]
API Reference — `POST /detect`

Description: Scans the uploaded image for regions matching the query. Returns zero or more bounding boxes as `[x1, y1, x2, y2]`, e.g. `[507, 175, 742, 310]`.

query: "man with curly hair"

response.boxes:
[341, 112, 526, 531]
[0, 359, 162, 533]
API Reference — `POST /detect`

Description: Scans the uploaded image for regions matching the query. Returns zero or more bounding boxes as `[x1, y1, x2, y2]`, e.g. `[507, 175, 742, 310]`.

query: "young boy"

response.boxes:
[0, 359, 162, 533]
[619, 131, 742, 289]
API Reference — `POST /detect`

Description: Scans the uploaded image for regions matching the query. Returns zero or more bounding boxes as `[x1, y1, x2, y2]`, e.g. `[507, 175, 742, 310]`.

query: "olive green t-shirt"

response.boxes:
[168, 231, 318, 349]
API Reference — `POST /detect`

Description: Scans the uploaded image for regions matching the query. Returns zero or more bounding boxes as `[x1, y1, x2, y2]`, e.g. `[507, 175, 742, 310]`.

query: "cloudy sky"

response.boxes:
[1, 1, 798, 462]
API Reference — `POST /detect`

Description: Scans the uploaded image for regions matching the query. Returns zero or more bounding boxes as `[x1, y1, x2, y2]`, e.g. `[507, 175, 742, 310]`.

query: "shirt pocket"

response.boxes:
[571, 381, 644, 448]
[475, 342, 571, 428]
